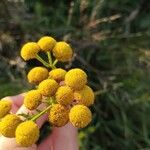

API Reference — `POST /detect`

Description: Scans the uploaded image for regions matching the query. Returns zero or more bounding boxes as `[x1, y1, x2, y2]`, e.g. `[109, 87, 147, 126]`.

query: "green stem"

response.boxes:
[53, 59, 58, 66]
[51, 65, 56, 69]
[31, 105, 52, 121]
[47, 52, 52, 65]
[36, 54, 50, 68]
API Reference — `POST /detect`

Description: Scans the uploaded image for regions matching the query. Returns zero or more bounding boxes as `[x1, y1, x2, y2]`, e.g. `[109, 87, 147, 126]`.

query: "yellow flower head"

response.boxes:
[24, 90, 42, 110]
[69, 105, 92, 128]
[38, 79, 59, 96]
[74, 85, 95, 106]
[52, 41, 73, 62]
[20, 42, 40, 61]
[49, 104, 69, 127]
[0, 100, 12, 118]
[65, 68, 87, 90]
[49, 68, 67, 82]
[27, 67, 49, 84]
[37, 36, 56, 52]
[0, 114, 22, 137]
[56, 86, 74, 105]
[16, 121, 39, 147]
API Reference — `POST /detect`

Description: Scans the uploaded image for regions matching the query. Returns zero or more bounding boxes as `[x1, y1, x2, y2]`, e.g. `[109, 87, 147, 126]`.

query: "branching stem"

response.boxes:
[31, 105, 52, 121]
[36, 54, 50, 68]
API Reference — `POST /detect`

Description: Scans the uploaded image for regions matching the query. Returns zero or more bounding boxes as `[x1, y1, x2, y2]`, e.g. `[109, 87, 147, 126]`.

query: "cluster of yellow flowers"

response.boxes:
[0, 36, 95, 147]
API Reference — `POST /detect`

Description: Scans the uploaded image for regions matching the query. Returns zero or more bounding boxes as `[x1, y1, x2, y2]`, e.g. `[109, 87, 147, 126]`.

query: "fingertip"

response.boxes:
[1, 96, 20, 113]
[1, 93, 26, 108]
[9, 93, 26, 107]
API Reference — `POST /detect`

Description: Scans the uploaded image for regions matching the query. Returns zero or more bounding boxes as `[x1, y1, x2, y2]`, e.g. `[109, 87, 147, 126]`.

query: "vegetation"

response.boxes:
[0, 0, 150, 149]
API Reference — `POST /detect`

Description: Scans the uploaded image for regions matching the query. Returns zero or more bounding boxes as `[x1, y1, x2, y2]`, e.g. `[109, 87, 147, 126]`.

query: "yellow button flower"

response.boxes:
[49, 104, 69, 127]
[56, 86, 74, 105]
[65, 68, 87, 90]
[69, 105, 92, 128]
[49, 68, 67, 82]
[74, 85, 95, 106]
[27, 67, 49, 84]
[52, 41, 73, 62]
[16, 121, 39, 147]
[24, 90, 42, 110]
[20, 42, 40, 61]
[0, 100, 12, 118]
[38, 79, 59, 96]
[0, 114, 22, 137]
[38, 36, 56, 52]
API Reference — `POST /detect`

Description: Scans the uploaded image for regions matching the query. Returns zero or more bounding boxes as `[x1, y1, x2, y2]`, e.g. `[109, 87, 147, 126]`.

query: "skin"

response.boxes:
[0, 94, 79, 150]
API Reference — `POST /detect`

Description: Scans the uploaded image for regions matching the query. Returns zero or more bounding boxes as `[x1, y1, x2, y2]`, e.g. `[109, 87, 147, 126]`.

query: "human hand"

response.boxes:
[0, 94, 79, 150]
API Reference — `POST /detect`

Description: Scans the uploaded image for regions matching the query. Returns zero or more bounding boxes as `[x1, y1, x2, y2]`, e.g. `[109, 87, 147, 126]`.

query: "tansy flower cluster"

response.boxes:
[0, 36, 95, 147]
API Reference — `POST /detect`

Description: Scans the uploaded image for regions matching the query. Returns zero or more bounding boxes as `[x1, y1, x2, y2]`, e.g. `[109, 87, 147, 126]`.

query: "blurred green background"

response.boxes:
[0, 0, 150, 149]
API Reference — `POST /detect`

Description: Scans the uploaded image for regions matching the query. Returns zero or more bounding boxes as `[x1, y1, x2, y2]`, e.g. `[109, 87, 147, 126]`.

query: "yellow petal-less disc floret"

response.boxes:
[49, 68, 67, 82]
[20, 42, 40, 61]
[0, 114, 22, 137]
[38, 79, 59, 96]
[0, 100, 12, 118]
[74, 85, 95, 106]
[37, 36, 56, 52]
[65, 68, 87, 90]
[27, 67, 49, 84]
[69, 105, 92, 128]
[56, 86, 74, 105]
[49, 104, 69, 127]
[24, 90, 42, 110]
[52, 41, 73, 62]
[16, 121, 39, 147]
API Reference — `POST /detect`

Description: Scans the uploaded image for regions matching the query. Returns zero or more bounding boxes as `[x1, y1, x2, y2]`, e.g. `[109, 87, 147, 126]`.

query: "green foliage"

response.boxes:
[0, 0, 150, 149]
[0, 78, 26, 99]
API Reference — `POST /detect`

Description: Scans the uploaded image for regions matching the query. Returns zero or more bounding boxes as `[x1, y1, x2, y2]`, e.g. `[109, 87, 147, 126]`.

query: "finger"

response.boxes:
[16, 103, 48, 128]
[8, 93, 26, 107]
[2, 93, 25, 107]
[37, 123, 79, 150]
[1, 94, 25, 113]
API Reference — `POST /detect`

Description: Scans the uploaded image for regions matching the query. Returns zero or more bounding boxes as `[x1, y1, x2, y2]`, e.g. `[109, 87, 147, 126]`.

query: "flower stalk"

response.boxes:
[36, 54, 50, 68]
[36, 54, 57, 69]
[53, 59, 58, 66]
[47, 52, 52, 66]
[31, 105, 52, 121]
